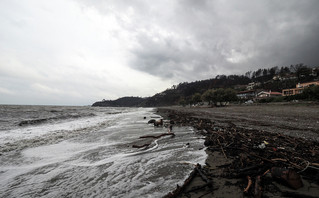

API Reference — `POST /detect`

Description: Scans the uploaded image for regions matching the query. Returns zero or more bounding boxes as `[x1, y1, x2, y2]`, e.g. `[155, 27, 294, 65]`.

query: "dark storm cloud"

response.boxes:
[2, 0, 319, 105]
[130, 32, 218, 80]
[105, 0, 319, 81]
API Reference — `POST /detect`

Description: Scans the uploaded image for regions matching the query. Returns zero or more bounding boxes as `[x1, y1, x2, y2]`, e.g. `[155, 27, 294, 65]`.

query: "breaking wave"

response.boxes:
[0, 106, 207, 198]
[18, 113, 97, 126]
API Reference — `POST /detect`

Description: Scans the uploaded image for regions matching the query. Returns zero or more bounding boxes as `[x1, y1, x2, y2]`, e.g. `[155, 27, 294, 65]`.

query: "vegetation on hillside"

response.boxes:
[92, 97, 145, 107]
[92, 64, 319, 107]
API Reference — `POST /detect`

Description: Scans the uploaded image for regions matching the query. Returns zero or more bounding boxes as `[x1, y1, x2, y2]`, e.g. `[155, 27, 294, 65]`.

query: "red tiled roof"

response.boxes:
[270, 92, 282, 95]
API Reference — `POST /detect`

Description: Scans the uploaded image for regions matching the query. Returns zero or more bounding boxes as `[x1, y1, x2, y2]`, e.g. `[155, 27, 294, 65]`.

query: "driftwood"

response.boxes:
[271, 167, 303, 189]
[132, 144, 150, 148]
[148, 119, 156, 124]
[154, 119, 163, 127]
[217, 138, 227, 159]
[164, 164, 214, 197]
[132, 133, 175, 148]
[281, 191, 319, 198]
[139, 133, 175, 139]
[244, 176, 252, 193]
[158, 109, 319, 196]
[148, 118, 163, 126]
[186, 182, 213, 193]
[262, 169, 270, 176]
[163, 164, 198, 198]
[195, 164, 212, 186]
[254, 176, 262, 198]
[238, 165, 262, 174]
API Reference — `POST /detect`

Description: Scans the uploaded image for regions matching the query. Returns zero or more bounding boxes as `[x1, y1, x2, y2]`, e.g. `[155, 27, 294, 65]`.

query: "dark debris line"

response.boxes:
[160, 109, 319, 198]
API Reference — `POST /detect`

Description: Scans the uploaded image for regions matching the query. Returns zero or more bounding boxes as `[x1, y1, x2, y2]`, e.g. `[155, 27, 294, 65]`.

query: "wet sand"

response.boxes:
[158, 103, 319, 198]
[160, 103, 319, 141]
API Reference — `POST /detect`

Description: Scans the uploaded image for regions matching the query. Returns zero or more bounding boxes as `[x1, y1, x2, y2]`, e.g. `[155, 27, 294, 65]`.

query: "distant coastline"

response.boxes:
[92, 96, 146, 107]
[92, 65, 319, 108]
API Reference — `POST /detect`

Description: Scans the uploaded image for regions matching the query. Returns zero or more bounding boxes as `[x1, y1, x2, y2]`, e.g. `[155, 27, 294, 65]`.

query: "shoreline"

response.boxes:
[157, 104, 319, 198]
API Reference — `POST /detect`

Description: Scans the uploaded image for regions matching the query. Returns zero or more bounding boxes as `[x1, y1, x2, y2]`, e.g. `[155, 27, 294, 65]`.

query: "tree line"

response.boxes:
[92, 64, 319, 107]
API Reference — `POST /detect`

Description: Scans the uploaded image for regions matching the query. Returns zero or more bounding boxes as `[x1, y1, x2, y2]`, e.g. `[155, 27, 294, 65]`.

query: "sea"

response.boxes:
[0, 105, 207, 198]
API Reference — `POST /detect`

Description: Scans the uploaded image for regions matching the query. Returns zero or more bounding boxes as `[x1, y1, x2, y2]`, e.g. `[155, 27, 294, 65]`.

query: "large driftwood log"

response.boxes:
[195, 164, 212, 186]
[132, 144, 150, 148]
[132, 133, 175, 148]
[164, 164, 214, 197]
[163, 164, 199, 198]
[139, 133, 175, 139]
[186, 182, 213, 193]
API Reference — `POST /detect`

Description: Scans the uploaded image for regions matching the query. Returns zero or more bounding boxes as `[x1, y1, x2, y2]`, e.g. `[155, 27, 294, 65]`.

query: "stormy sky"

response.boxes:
[1, 0, 319, 105]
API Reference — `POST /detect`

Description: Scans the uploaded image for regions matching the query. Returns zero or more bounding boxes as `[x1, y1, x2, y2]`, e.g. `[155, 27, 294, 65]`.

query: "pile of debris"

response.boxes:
[162, 109, 319, 198]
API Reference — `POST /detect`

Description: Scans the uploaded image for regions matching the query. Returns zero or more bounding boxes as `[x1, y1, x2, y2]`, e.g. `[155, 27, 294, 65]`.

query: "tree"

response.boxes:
[191, 93, 202, 105]
[178, 98, 187, 107]
[269, 66, 278, 76]
[279, 66, 290, 76]
[255, 69, 262, 77]
[202, 89, 214, 105]
[296, 66, 312, 81]
[301, 85, 319, 100]
[211, 88, 238, 106]
[223, 88, 238, 101]
[245, 71, 252, 78]
[290, 63, 304, 73]
[252, 71, 256, 79]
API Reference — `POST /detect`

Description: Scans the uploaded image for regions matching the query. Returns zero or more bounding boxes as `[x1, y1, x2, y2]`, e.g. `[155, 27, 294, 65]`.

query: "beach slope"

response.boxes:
[158, 104, 319, 198]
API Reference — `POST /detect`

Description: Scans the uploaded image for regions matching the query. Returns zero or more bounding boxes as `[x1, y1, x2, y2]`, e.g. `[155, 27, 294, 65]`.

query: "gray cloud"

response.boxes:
[1, 0, 319, 105]
[82, 0, 319, 81]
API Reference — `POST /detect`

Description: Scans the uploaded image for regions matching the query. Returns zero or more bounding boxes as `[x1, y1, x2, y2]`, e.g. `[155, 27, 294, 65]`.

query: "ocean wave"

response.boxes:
[0, 107, 208, 198]
[18, 113, 96, 126]
[1, 119, 114, 155]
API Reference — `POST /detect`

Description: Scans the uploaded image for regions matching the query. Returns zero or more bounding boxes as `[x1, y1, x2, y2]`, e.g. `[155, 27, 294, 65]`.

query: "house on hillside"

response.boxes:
[310, 67, 319, 77]
[257, 91, 282, 98]
[273, 74, 297, 81]
[282, 81, 319, 96]
[234, 84, 247, 90]
[237, 90, 256, 100]
[246, 82, 260, 90]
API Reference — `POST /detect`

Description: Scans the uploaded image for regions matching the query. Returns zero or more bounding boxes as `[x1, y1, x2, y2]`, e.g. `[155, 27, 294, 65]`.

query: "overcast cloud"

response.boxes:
[1, 0, 319, 105]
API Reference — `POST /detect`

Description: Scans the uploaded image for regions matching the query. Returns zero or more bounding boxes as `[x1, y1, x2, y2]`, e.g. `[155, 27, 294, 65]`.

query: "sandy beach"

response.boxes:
[158, 103, 319, 198]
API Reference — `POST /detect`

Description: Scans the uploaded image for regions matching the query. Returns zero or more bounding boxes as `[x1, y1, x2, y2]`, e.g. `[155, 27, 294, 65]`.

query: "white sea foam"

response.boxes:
[0, 111, 117, 144]
[0, 106, 207, 198]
